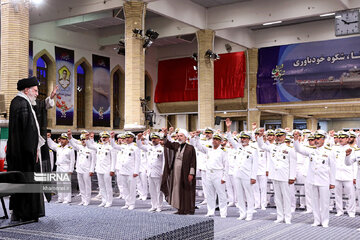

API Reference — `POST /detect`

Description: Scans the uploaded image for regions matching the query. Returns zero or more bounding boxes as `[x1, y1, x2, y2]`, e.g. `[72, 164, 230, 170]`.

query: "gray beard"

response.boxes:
[28, 95, 37, 106]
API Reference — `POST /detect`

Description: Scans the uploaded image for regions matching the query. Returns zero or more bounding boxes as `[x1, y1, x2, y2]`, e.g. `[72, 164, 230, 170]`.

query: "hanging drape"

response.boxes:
[155, 52, 246, 103]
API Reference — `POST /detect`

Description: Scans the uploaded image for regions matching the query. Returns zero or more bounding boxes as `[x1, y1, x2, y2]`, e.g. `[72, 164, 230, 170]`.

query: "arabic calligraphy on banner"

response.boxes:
[293, 51, 360, 67]
[257, 36, 360, 104]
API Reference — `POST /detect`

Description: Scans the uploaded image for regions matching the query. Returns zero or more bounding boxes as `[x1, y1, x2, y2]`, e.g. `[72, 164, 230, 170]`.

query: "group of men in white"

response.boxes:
[46, 118, 360, 230]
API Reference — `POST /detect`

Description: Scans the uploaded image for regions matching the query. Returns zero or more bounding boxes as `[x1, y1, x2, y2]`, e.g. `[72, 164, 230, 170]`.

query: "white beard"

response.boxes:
[27, 93, 37, 106]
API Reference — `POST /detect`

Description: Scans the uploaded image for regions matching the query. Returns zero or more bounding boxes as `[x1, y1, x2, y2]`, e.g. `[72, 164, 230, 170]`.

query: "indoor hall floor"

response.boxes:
[1, 192, 360, 240]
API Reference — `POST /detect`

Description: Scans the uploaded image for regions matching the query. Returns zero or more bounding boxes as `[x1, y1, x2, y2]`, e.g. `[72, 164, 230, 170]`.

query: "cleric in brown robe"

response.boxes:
[6, 77, 46, 222]
[161, 128, 196, 215]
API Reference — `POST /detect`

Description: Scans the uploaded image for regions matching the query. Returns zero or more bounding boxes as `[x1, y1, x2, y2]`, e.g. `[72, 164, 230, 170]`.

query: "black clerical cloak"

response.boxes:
[161, 139, 196, 214]
[33, 98, 52, 202]
[6, 96, 44, 221]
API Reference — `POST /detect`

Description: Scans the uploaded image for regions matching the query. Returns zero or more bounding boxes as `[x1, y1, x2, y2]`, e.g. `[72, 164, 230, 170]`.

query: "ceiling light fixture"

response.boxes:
[114, 40, 125, 55]
[191, 53, 198, 61]
[142, 29, 159, 49]
[262, 20, 282, 26]
[205, 49, 220, 60]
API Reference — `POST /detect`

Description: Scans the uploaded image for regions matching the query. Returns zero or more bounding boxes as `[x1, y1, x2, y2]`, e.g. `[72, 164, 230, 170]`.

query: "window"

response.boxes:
[77, 64, 86, 128]
[113, 70, 121, 129]
[36, 57, 47, 101]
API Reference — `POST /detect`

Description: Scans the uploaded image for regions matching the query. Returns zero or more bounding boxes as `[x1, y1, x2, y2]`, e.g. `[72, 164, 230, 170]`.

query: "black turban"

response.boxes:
[17, 76, 39, 91]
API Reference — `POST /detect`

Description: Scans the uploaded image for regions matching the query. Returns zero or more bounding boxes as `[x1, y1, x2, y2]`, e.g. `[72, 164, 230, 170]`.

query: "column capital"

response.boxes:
[306, 117, 318, 131]
[123, 1, 147, 20]
[281, 114, 294, 131]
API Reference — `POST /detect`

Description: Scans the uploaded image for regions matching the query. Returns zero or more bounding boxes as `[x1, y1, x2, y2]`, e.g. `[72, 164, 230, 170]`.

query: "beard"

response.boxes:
[27, 92, 37, 105]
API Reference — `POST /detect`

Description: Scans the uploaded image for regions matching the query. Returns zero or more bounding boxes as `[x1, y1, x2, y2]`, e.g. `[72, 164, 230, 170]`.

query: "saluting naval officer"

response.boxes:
[345, 141, 360, 231]
[333, 131, 357, 217]
[293, 130, 336, 228]
[47, 133, 76, 204]
[257, 128, 297, 224]
[67, 130, 95, 206]
[136, 132, 165, 212]
[192, 131, 228, 218]
[225, 119, 258, 221]
[86, 131, 115, 208]
[110, 131, 140, 210]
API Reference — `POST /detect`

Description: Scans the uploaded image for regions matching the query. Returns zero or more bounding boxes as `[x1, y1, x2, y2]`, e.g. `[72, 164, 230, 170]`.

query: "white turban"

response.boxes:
[177, 128, 189, 139]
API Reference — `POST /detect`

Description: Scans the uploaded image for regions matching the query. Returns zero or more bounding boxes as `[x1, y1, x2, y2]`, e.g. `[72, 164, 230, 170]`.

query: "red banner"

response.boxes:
[155, 52, 246, 103]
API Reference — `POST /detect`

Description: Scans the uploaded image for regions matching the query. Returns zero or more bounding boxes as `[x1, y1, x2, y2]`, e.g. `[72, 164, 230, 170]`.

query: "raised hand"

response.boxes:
[346, 148, 352, 156]
[225, 118, 232, 128]
[137, 132, 143, 140]
[67, 129, 72, 139]
[50, 85, 59, 99]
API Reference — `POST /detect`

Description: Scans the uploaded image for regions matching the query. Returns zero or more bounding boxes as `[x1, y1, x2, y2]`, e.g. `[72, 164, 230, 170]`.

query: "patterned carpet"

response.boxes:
[1, 193, 360, 240]
[0, 196, 213, 240]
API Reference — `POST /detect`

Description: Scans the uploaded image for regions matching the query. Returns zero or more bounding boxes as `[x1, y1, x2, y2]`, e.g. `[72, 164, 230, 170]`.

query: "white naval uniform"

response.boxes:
[197, 137, 212, 202]
[300, 144, 313, 212]
[47, 138, 75, 203]
[266, 145, 275, 206]
[137, 149, 148, 200]
[254, 147, 268, 209]
[69, 138, 95, 205]
[258, 137, 297, 224]
[291, 152, 309, 210]
[345, 147, 360, 227]
[227, 132, 258, 219]
[49, 149, 54, 171]
[225, 147, 237, 205]
[114, 145, 124, 198]
[294, 141, 336, 227]
[111, 139, 140, 209]
[195, 137, 228, 218]
[86, 140, 115, 206]
[137, 140, 164, 210]
[333, 144, 357, 217]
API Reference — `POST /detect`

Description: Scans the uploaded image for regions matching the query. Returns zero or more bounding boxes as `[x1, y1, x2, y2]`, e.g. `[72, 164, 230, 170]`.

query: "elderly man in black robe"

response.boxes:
[161, 128, 197, 215]
[6, 77, 46, 222]
[33, 85, 58, 203]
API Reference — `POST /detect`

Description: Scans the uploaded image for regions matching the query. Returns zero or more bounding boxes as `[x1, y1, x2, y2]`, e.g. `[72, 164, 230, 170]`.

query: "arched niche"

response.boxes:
[111, 65, 125, 129]
[33, 49, 56, 128]
[74, 57, 93, 129]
